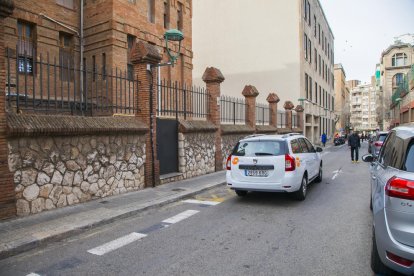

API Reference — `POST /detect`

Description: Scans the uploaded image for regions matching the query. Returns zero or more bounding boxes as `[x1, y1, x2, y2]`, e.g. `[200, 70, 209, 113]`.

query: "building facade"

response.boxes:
[333, 63, 350, 134]
[4, 0, 193, 99]
[378, 34, 414, 129]
[192, 0, 335, 144]
[349, 82, 379, 132]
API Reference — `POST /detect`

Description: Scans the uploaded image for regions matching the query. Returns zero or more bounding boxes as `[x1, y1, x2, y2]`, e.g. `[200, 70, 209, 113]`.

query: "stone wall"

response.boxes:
[178, 132, 216, 179]
[221, 133, 249, 169]
[9, 134, 146, 216]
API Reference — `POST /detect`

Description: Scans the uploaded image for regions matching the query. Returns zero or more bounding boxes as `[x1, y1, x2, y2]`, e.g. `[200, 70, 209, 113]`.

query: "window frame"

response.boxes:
[392, 53, 408, 67]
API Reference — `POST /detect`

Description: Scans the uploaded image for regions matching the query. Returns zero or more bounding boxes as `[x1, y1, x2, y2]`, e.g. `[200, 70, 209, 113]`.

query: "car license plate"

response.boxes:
[245, 170, 269, 177]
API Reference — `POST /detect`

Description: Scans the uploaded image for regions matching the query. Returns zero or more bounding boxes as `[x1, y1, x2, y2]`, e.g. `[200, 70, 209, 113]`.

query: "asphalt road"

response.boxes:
[0, 142, 374, 276]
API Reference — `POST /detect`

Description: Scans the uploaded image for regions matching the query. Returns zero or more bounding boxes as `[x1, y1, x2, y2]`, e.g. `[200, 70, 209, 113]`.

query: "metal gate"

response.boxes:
[156, 118, 178, 175]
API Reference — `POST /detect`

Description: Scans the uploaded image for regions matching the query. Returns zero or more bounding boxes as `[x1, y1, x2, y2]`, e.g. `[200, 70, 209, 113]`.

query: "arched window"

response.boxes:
[392, 73, 405, 87]
[392, 53, 408, 67]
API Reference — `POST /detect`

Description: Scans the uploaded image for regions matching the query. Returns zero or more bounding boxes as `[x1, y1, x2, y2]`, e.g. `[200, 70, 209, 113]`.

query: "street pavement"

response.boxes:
[0, 141, 376, 275]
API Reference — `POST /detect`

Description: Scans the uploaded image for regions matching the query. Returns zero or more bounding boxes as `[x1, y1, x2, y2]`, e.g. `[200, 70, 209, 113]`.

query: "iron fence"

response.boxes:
[157, 80, 208, 119]
[5, 46, 138, 116]
[292, 111, 298, 128]
[255, 103, 270, 125]
[220, 95, 246, 124]
[277, 110, 286, 128]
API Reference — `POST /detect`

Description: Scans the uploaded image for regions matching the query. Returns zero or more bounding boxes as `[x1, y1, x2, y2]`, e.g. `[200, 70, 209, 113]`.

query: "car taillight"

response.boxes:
[374, 141, 383, 147]
[285, 154, 295, 172]
[385, 176, 414, 200]
[226, 155, 232, 170]
[386, 251, 414, 267]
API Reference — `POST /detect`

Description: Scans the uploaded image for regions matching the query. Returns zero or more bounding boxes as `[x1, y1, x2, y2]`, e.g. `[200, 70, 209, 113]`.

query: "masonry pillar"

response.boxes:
[203, 67, 225, 171]
[0, 0, 15, 219]
[295, 105, 304, 132]
[131, 41, 162, 187]
[284, 101, 295, 130]
[266, 93, 280, 128]
[242, 85, 259, 129]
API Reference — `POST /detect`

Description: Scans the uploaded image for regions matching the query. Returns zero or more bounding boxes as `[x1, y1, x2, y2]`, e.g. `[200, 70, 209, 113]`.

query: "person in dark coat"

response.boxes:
[348, 131, 361, 163]
[321, 132, 327, 147]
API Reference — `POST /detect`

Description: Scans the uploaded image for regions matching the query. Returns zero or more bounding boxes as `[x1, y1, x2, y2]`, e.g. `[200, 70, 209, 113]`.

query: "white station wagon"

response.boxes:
[226, 133, 323, 200]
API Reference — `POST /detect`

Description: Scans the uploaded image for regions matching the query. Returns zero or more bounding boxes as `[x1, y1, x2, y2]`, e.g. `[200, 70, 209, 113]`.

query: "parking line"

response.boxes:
[162, 210, 200, 224]
[87, 232, 147, 256]
[182, 199, 220, 206]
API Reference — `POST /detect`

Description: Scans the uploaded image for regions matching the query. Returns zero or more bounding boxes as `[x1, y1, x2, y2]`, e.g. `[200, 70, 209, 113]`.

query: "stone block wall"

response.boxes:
[221, 133, 250, 169]
[178, 132, 216, 179]
[9, 134, 146, 216]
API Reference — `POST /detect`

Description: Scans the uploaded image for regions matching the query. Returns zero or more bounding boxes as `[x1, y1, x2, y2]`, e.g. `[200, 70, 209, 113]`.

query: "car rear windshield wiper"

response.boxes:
[255, 152, 274, 156]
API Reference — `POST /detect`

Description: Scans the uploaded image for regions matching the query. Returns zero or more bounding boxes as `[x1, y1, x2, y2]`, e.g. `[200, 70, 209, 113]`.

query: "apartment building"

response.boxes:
[333, 63, 350, 133]
[378, 34, 414, 129]
[349, 82, 379, 132]
[192, 0, 335, 143]
[4, 0, 193, 96]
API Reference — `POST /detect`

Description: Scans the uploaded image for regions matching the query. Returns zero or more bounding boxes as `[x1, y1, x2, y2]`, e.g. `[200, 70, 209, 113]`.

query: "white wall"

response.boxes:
[192, 0, 301, 104]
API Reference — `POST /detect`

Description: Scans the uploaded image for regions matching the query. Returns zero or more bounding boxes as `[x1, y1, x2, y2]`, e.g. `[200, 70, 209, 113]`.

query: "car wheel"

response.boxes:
[294, 175, 307, 201]
[371, 229, 391, 275]
[315, 163, 322, 183]
[235, 190, 247, 197]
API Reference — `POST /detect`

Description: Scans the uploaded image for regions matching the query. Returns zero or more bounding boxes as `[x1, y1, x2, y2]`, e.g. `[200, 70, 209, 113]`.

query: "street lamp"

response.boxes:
[163, 29, 184, 65]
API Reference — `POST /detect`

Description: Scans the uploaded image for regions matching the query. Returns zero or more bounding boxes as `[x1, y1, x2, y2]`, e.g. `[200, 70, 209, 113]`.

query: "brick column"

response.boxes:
[202, 67, 225, 171]
[266, 93, 280, 128]
[131, 41, 162, 187]
[0, 0, 15, 219]
[242, 85, 259, 129]
[295, 105, 304, 131]
[284, 101, 295, 130]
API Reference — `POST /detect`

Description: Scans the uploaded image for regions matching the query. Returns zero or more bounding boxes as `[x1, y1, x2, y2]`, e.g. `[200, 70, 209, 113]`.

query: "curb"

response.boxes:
[0, 181, 226, 260]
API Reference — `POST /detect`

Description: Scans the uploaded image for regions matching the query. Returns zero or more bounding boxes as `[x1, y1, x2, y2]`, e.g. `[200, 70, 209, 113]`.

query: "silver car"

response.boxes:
[363, 125, 414, 275]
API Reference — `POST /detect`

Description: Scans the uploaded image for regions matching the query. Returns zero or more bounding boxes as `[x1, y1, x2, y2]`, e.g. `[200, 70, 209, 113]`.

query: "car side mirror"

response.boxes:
[316, 147, 323, 152]
[362, 154, 374, 163]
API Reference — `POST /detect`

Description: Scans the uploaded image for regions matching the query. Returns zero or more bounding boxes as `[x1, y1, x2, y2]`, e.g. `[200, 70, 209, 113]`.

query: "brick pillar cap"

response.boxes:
[295, 105, 304, 112]
[242, 85, 259, 98]
[131, 40, 162, 65]
[266, 93, 280, 103]
[0, 0, 14, 17]
[202, 67, 225, 83]
[283, 101, 295, 110]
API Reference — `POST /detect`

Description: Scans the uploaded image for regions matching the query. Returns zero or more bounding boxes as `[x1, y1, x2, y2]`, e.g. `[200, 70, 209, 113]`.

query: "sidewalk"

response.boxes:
[0, 171, 226, 260]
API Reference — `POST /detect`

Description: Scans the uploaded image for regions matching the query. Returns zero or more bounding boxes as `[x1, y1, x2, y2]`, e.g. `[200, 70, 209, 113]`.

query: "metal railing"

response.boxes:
[157, 80, 208, 119]
[220, 95, 246, 124]
[277, 111, 286, 128]
[6, 46, 138, 116]
[292, 111, 298, 128]
[255, 103, 270, 125]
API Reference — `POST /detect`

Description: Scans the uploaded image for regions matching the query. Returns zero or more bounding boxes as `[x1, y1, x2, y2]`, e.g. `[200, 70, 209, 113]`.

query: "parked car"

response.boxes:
[226, 133, 323, 200]
[368, 131, 388, 156]
[363, 125, 414, 275]
[334, 136, 346, 146]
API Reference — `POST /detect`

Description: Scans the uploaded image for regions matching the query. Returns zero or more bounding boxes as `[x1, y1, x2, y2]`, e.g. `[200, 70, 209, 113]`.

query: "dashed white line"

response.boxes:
[182, 199, 220, 206]
[26, 273, 41, 276]
[87, 232, 147, 256]
[162, 210, 200, 224]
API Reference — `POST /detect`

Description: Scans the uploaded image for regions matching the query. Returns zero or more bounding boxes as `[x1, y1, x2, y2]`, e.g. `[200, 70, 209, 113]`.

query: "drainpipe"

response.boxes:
[80, 0, 84, 107]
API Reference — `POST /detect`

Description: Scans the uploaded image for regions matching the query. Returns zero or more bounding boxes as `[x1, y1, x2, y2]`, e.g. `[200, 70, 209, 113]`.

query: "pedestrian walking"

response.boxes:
[348, 131, 361, 163]
[321, 132, 327, 147]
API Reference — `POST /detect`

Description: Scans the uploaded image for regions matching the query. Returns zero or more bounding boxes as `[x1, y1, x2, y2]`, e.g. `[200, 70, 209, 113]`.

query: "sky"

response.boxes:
[319, 0, 414, 83]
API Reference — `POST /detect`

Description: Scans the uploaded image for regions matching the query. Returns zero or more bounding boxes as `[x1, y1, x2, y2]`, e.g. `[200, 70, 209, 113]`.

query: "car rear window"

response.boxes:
[378, 134, 387, 142]
[232, 141, 286, 157]
[404, 141, 414, 172]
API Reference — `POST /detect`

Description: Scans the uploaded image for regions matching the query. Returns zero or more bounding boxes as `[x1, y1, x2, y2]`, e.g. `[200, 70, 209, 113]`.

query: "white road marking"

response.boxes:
[162, 210, 200, 224]
[87, 232, 147, 256]
[182, 199, 220, 206]
[331, 169, 342, 180]
[26, 273, 41, 276]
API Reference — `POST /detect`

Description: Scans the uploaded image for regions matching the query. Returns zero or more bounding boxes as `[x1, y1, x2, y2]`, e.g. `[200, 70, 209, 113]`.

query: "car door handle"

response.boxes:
[371, 176, 377, 180]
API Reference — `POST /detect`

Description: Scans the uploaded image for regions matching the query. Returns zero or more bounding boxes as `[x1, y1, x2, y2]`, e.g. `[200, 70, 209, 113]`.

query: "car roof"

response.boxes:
[240, 133, 304, 142]
[393, 125, 414, 140]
